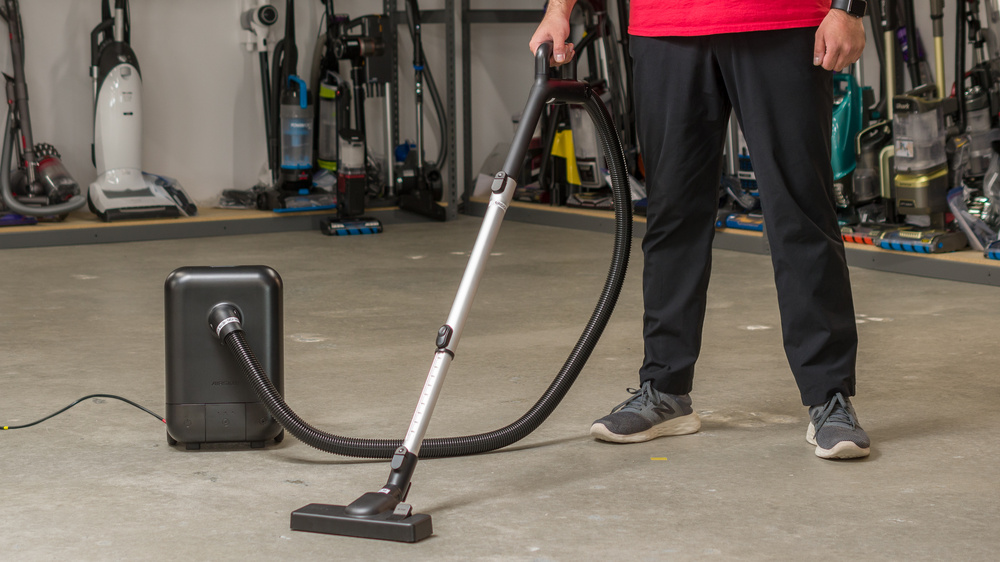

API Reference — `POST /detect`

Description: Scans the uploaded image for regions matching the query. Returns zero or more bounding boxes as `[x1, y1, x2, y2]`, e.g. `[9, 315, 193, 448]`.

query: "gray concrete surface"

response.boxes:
[1, 217, 997, 561]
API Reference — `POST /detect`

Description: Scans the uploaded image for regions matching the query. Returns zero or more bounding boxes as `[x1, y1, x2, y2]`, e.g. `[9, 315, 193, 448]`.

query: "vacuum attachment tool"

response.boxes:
[290, 445, 432, 542]
[291, 503, 432, 543]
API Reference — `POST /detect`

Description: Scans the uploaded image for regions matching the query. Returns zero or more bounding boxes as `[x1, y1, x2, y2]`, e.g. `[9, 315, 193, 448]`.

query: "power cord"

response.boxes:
[2, 394, 165, 430]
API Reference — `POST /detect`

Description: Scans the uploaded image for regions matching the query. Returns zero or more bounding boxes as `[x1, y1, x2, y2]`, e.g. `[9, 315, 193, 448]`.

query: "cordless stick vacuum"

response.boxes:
[167, 43, 631, 542]
[0, 0, 86, 221]
[240, 2, 280, 186]
[88, 0, 196, 222]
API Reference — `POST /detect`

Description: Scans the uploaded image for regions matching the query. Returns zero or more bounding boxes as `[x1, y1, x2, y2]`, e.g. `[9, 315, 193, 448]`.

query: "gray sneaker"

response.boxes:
[806, 392, 871, 459]
[590, 381, 701, 443]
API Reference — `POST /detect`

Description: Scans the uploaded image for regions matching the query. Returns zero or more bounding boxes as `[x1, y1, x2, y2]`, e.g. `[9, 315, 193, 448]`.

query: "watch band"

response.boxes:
[831, 0, 867, 18]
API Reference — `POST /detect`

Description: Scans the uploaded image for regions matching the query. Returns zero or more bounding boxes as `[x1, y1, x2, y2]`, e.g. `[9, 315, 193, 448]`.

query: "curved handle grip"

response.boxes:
[535, 42, 552, 77]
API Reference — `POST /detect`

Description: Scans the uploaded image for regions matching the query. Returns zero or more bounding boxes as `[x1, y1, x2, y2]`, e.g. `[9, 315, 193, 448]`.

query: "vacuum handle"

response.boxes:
[495, 44, 553, 178]
[535, 42, 552, 77]
[501, 42, 583, 179]
[405, 0, 423, 67]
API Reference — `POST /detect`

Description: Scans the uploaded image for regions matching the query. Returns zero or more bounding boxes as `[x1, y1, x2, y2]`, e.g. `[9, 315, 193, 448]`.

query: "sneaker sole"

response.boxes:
[590, 412, 701, 444]
[806, 422, 870, 459]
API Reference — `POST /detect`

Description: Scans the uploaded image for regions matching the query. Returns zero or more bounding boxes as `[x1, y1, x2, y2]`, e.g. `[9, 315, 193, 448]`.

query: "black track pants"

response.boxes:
[632, 28, 858, 407]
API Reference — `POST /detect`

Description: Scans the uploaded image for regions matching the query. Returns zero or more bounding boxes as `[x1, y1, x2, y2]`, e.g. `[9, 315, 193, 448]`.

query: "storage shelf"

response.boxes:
[466, 198, 1000, 287]
[0, 206, 428, 249]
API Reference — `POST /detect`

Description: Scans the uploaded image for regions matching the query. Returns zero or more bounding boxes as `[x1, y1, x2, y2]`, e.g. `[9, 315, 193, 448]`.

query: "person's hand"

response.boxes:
[528, 0, 577, 66]
[813, 9, 866, 72]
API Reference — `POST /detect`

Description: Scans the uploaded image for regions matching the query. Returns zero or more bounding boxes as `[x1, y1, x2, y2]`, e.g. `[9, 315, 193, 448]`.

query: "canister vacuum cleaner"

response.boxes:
[166, 43, 631, 542]
[0, 0, 86, 222]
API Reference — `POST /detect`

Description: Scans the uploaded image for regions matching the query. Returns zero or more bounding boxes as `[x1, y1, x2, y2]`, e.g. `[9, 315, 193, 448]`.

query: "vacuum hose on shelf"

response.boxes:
[219, 46, 632, 460]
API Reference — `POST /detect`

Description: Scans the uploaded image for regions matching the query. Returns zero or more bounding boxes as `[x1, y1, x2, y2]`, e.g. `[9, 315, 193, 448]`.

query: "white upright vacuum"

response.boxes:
[88, 0, 195, 222]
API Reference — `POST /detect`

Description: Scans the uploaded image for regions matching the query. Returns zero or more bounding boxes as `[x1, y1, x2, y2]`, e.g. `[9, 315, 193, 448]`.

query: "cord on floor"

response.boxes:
[2, 394, 165, 430]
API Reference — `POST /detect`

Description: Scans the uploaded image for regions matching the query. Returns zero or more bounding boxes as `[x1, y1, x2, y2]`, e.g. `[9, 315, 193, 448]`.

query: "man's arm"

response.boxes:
[529, 0, 578, 66]
[814, 7, 866, 71]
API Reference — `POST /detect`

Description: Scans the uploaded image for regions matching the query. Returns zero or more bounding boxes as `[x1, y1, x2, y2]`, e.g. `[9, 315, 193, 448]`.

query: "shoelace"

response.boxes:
[610, 382, 654, 414]
[814, 392, 857, 431]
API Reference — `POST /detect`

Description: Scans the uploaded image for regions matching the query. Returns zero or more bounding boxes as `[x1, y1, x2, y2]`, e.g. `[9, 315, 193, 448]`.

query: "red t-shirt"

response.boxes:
[629, 0, 829, 36]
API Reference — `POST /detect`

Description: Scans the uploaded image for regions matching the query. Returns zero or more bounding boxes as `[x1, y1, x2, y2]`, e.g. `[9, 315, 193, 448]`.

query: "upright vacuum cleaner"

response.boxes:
[88, 0, 196, 222]
[256, 0, 336, 212]
[0, 0, 86, 223]
[165, 42, 631, 542]
[313, 3, 390, 234]
[947, 0, 1000, 257]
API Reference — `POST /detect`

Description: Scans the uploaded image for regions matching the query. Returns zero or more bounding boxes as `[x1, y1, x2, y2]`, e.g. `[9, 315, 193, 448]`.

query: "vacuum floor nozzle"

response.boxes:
[320, 216, 384, 236]
[291, 503, 432, 543]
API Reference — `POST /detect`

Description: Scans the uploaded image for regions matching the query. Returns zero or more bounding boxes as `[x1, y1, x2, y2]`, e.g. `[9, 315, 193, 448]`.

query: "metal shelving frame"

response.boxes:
[460, 3, 542, 207]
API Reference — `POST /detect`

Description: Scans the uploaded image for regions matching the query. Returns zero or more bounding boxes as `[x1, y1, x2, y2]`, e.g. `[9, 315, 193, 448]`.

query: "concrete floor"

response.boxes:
[1, 216, 997, 561]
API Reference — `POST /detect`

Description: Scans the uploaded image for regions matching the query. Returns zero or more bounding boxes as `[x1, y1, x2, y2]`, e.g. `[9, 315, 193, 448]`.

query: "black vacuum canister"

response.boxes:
[164, 266, 284, 449]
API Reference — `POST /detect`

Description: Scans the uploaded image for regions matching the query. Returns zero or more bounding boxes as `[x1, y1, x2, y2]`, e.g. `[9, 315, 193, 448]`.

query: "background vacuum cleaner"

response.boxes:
[252, 0, 336, 213]
[0, 0, 86, 223]
[313, 2, 390, 233]
[88, 0, 196, 222]
[165, 42, 631, 543]
[394, 0, 448, 222]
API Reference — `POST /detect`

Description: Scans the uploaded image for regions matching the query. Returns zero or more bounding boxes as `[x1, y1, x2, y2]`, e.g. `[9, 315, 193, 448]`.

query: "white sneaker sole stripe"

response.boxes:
[806, 422, 870, 459]
[590, 412, 702, 443]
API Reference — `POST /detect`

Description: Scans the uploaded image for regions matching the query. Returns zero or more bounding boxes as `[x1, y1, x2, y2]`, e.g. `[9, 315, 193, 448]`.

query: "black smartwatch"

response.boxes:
[831, 0, 867, 17]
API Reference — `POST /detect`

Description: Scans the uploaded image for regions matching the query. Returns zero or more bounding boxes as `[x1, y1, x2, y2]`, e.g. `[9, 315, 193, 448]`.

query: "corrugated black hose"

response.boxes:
[223, 85, 632, 459]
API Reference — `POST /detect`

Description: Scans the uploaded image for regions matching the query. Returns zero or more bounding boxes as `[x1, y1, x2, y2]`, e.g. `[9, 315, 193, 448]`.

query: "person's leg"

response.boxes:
[632, 35, 731, 396]
[715, 28, 858, 406]
[715, 28, 868, 458]
[591, 35, 728, 443]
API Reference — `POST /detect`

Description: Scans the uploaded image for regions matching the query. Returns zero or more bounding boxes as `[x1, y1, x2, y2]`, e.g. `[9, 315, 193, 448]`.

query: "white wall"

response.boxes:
[2, 1, 984, 206]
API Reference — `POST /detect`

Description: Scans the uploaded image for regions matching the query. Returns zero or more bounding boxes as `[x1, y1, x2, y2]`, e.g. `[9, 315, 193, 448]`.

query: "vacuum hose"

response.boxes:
[222, 55, 632, 459]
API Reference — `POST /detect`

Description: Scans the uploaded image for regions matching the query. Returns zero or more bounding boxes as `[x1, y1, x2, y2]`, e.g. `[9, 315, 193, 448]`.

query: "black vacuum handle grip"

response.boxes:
[535, 42, 552, 77]
[503, 46, 551, 178]
[503, 42, 591, 179]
